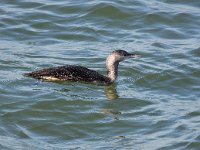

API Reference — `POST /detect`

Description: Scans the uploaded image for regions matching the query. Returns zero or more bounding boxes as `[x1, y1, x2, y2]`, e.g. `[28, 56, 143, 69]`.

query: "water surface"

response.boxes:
[0, 0, 200, 149]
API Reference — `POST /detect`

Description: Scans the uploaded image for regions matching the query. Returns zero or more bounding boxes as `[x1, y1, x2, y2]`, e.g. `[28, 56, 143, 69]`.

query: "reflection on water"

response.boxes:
[101, 108, 121, 120]
[104, 84, 119, 100]
[43, 79, 119, 100]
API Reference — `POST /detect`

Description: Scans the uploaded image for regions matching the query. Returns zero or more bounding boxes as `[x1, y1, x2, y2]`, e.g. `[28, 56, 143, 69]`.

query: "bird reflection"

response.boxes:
[49, 80, 119, 100]
[104, 84, 119, 100]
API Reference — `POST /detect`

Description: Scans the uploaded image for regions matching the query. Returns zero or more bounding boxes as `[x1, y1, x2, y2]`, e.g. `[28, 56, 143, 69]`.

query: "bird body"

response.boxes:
[25, 65, 111, 84]
[24, 50, 138, 85]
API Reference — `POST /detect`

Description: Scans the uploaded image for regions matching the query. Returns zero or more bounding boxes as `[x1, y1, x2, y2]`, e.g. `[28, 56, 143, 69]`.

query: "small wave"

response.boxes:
[86, 2, 132, 20]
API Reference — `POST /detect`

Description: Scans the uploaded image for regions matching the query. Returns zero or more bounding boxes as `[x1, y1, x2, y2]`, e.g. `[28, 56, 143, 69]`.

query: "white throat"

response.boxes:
[106, 54, 120, 82]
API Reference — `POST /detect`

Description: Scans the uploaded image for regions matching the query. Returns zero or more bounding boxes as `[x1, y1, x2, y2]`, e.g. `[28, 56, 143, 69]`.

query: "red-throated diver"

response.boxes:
[24, 50, 138, 84]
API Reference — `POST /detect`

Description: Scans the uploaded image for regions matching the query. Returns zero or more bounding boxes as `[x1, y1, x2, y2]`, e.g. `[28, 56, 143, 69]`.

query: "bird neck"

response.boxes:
[106, 55, 119, 82]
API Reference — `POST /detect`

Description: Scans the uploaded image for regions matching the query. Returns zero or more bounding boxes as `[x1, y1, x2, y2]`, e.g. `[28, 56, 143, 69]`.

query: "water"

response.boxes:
[0, 0, 200, 149]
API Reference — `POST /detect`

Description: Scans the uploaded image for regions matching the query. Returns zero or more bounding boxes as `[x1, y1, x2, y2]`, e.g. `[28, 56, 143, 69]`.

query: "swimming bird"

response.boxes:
[24, 50, 138, 85]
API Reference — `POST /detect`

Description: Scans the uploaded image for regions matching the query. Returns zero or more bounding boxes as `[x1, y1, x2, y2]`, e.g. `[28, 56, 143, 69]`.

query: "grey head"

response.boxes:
[106, 50, 139, 82]
[109, 50, 137, 62]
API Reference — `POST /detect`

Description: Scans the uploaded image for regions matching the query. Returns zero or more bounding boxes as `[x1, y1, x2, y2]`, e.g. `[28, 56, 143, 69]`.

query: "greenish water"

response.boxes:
[0, 0, 200, 149]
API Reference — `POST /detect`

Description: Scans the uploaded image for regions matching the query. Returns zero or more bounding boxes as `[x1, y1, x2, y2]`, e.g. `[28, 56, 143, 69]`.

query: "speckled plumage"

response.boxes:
[24, 65, 111, 84]
[24, 50, 137, 85]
